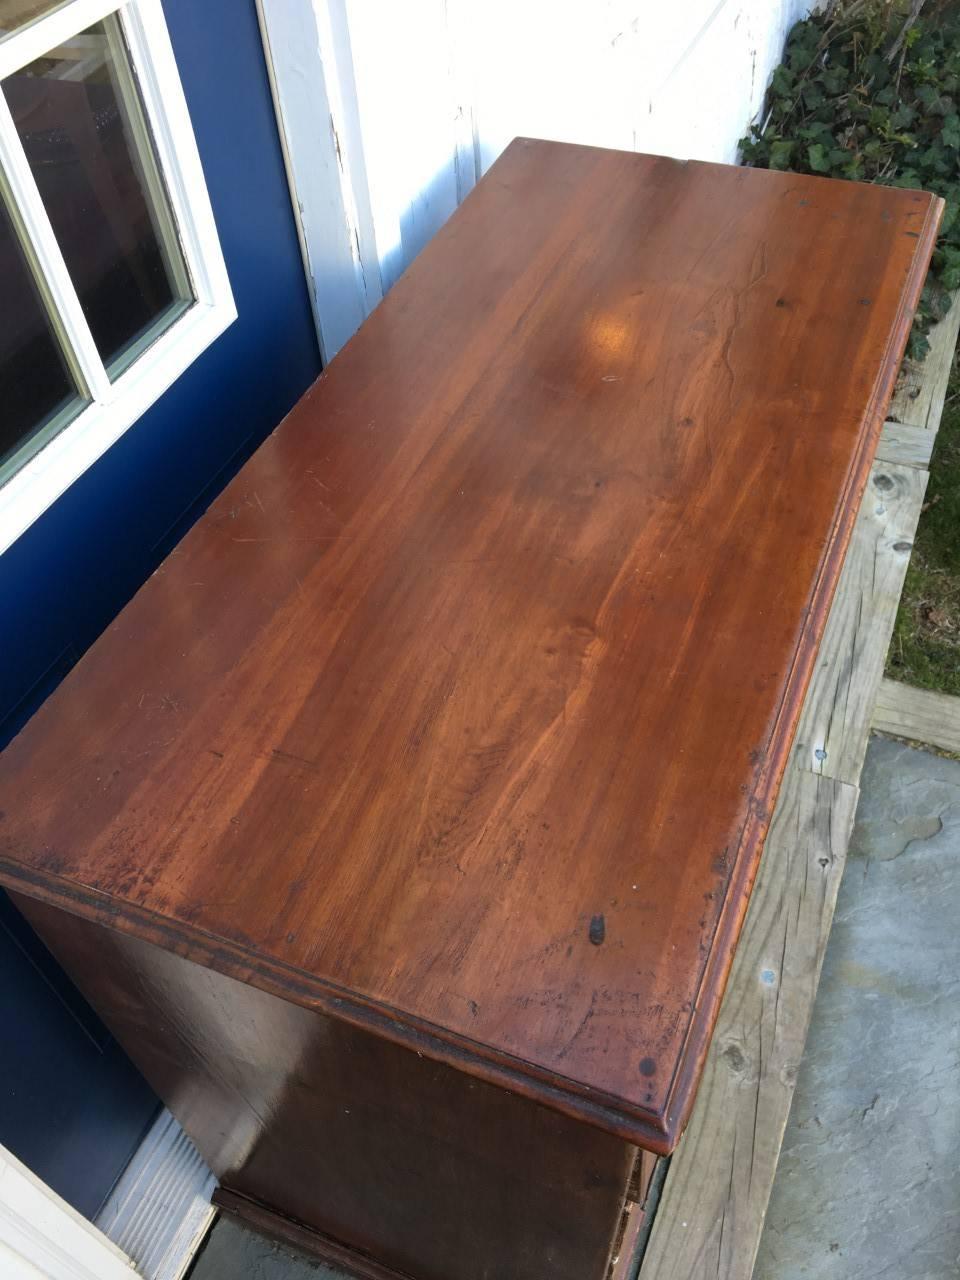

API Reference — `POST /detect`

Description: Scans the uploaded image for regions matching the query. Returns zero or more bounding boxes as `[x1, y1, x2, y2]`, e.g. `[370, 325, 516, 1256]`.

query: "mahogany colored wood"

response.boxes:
[13, 896, 637, 1280]
[0, 141, 941, 1157]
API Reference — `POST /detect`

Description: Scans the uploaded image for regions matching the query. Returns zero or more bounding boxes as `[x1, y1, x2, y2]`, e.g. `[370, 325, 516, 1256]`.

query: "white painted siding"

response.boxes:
[260, 0, 816, 356]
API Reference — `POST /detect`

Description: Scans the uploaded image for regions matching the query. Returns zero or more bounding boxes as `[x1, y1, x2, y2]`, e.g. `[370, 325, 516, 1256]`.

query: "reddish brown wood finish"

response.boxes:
[0, 140, 940, 1153]
[15, 897, 636, 1280]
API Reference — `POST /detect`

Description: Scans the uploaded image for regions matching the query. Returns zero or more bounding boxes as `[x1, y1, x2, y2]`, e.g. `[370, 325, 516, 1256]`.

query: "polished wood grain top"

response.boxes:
[0, 140, 940, 1152]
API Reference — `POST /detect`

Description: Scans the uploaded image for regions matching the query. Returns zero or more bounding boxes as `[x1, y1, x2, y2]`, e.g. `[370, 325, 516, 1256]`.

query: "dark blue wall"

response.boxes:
[0, 0, 321, 1214]
[1, 0, 321, 737]
[0, 893, 159, 1218]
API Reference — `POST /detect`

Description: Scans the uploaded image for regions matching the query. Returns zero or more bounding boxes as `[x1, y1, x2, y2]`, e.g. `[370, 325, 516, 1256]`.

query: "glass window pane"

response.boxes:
[0, 2, 67, 42]
[0, 187, 85, 484]
[3, 14, 193, 376]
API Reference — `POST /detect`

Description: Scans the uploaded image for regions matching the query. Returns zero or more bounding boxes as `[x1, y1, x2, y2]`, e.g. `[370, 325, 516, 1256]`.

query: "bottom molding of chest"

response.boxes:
[213, 1155, 663, 1280]
[213, 1188, 423, 1280]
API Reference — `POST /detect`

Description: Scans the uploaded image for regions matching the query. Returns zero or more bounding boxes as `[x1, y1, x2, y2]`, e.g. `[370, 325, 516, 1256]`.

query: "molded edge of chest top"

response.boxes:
[0, 140, 944, 1153]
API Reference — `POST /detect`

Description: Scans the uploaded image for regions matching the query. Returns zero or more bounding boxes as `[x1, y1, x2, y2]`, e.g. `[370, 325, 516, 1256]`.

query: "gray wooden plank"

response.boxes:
[887, 294, 960, 431]
[638, 771, 859, 1280]
[792, 461, 927, 785]
[876, 419, 935, 469]
[872, 676, 960, 754]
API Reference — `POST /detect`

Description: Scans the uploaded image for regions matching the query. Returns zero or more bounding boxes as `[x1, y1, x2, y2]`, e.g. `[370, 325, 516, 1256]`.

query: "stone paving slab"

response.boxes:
[754, 736, 960, 1280]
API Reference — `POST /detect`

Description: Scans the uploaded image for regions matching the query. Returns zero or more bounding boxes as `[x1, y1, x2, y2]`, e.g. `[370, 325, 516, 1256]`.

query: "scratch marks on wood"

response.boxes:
[268, 748, 323, 773]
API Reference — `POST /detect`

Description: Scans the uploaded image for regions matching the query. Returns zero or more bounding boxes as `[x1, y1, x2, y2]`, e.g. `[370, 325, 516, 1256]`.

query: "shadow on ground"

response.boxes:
[189, 1215, 344, 1279]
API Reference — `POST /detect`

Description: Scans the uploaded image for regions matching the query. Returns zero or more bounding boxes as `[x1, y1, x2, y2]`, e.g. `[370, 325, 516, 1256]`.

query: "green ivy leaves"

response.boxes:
[740, 4, 960, 360]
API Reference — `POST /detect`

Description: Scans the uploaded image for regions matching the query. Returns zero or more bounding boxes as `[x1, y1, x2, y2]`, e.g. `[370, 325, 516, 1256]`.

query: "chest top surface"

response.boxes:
[0, 139, 940, 1152]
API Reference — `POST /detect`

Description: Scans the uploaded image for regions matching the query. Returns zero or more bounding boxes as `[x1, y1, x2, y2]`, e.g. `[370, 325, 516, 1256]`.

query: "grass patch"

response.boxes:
[887, 345, 960, 694]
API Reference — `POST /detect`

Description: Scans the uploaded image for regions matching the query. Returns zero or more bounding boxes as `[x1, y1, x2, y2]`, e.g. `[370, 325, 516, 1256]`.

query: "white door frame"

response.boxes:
[0, 1145, 135, 1280]
[255, 0, 476, 363]
[256, 0, 382, 363]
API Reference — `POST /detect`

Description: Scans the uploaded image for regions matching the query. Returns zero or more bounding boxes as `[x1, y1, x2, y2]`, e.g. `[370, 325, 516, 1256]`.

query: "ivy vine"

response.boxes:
[740, 0, 960, 359]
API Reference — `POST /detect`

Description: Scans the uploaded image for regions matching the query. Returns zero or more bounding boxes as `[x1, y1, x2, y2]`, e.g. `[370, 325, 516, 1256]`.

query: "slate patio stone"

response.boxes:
[755, 735, 960, 1280]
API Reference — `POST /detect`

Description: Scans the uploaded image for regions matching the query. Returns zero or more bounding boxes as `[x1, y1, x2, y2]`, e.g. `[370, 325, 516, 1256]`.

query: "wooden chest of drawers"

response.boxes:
[0, 140, 940, 1279]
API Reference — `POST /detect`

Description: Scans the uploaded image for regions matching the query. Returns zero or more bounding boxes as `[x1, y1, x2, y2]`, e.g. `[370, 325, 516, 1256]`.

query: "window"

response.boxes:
[0, 0, 234, 552]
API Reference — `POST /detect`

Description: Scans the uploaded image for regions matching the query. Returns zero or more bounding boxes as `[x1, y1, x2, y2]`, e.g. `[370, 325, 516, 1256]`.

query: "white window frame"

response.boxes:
[0, 1142, 135, 1280]
[0, 0, 236, 555]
